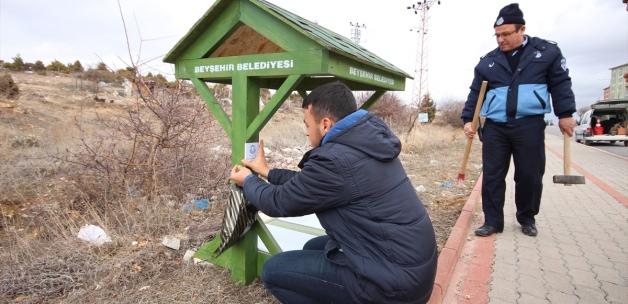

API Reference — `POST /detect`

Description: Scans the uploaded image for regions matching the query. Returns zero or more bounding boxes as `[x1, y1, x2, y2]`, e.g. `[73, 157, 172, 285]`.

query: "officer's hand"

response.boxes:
[241, 140, 270, 178]
[230, 165, 252, 187]
[463, 122, 476, 139]
[558, 117, 576, 137]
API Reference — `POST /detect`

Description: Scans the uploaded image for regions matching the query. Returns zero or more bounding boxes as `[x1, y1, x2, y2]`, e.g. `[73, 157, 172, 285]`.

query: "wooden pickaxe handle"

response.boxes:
[459, 81, 488, 177]
[563, 133, 571, 175]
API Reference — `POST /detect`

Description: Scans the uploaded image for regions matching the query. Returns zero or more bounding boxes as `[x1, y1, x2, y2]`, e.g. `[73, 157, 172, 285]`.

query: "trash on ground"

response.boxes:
[183, 249, 196, 263]
[440, 181, 453, 189]
[193, 258, 210, 266]
[161, 235, 181, 250]
[182, 198, 210, 212]
[77, 224, 112, 246]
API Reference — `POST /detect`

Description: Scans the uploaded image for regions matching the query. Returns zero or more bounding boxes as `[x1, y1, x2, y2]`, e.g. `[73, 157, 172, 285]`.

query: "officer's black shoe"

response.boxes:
[521, 224, 538, 237]
[474, 225, 503, 237]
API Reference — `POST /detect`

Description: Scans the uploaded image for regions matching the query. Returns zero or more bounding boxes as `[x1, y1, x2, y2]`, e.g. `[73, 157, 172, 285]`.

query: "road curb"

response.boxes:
[428, 174, 483, 304]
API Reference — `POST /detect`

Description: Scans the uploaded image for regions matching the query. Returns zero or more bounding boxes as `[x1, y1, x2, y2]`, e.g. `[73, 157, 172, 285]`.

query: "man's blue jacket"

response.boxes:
[462, 36, 576, 123]
[243, 110, 438, 303]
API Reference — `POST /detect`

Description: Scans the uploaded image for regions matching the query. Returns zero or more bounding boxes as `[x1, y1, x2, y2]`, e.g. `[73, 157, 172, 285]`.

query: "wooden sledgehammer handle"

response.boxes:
[563, 133, 571, 176]
[458, 81, 488, 181]
[553, 133, 585, 185]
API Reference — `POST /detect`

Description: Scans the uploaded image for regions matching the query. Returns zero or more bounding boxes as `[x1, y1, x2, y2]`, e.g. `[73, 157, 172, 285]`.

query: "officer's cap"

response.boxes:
[494, 3, 525, 27]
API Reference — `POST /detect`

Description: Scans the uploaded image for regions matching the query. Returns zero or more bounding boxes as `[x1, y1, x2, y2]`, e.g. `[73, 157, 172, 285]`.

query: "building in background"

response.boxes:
[608, 63, 628, 99]
[603, 86, 610, 100]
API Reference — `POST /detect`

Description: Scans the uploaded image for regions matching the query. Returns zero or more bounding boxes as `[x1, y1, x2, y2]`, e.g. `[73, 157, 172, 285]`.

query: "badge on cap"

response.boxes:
[495, 17, 504, 26]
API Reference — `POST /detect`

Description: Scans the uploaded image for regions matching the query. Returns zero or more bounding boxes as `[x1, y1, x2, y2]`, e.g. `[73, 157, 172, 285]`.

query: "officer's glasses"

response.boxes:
[494, 30, 518, 39]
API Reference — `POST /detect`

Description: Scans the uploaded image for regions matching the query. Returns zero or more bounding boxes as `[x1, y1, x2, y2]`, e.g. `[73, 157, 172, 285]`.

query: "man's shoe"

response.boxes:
[474, 225, 503, 237]
[521, 224, 538, 237]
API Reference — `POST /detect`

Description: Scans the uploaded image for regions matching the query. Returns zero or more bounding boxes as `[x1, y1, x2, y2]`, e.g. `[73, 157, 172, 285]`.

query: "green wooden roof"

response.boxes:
[163, 0, 411, 79]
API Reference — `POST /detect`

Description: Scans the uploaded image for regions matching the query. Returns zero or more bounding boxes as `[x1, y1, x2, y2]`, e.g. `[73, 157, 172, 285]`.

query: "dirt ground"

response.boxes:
[0, 72, 481, 303]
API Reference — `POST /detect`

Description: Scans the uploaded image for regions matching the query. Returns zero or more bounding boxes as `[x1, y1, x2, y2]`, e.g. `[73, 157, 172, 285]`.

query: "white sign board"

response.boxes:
[257, 214, 325, 252]
[245, 142, 259, 161]
[418, 112, 429, 123]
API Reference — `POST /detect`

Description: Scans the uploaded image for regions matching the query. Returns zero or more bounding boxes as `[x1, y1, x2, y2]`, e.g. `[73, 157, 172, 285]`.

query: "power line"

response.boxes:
[407, 0, 441, 107]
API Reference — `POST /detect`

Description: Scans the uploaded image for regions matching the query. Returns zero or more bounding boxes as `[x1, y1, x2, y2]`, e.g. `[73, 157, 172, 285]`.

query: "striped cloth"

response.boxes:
[214, 183, 257, 256]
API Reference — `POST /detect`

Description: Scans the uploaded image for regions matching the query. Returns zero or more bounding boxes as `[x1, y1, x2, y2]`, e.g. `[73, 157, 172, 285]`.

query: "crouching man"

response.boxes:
[230, 81, 437, 304]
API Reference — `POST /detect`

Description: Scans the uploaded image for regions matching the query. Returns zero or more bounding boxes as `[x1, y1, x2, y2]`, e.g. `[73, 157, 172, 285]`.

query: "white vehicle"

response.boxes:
[575, 99, 628, 146]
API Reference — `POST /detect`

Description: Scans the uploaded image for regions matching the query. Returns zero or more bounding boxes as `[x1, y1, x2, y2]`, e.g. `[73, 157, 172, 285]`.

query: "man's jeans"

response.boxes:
[261, 235, 355, 303]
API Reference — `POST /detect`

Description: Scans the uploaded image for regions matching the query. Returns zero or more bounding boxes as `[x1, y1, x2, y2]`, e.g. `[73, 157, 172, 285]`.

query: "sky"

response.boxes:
[1, 0, 627, 109]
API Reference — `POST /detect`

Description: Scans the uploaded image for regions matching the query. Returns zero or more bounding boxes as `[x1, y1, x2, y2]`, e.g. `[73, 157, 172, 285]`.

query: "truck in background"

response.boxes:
[575, 99, 628, 146]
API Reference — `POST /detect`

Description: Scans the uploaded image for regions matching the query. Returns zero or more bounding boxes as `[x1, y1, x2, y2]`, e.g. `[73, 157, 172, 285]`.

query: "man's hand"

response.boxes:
[463, 122, 476, 139]
[242, 140, 270, 178]
[230, 165, 252, 187]
[558, 117, 576, 137]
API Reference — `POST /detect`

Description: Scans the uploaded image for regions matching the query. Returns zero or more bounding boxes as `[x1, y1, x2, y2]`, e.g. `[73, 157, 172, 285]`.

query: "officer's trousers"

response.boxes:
[481, 116, 546, 228]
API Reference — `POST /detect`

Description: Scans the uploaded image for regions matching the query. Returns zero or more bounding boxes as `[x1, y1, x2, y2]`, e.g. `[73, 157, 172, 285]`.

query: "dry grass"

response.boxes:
[0, 72, 277, 303]
[400, 123, 465, 154]
[0, 72, 479, 303]
[0, 192, 277, 303]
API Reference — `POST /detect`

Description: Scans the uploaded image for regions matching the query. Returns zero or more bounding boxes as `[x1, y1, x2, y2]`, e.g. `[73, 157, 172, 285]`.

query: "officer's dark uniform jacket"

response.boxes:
[243, 110, 438, 304]
[462, 36, 575, 123]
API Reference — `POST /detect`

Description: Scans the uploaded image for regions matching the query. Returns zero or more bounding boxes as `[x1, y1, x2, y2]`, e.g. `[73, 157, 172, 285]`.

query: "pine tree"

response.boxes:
[71, 60, 84, 72]
[11, 54, 25, 71]
[33, 60, 46, 71]
[96, 62, 108, 71]
[47, 60, 68, 73]
[420, 93, 436, 123]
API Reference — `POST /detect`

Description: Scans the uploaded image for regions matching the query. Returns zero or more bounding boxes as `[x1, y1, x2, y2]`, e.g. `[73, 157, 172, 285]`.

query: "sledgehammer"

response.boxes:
[553, 134, 585, 185]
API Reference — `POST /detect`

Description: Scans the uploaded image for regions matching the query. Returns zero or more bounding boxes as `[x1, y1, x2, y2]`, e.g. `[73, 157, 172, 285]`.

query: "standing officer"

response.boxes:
[461, 3, 576, 237]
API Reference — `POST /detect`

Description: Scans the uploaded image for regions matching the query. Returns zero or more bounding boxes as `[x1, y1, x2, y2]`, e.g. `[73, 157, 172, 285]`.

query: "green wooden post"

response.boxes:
[228, 73, 260, 284]
[360, 90, 386, 110]
[191, 78, 233, 140]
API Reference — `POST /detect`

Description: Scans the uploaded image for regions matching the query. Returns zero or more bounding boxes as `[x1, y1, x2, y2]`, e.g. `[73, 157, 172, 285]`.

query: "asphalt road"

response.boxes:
[546, 125, 628, 158]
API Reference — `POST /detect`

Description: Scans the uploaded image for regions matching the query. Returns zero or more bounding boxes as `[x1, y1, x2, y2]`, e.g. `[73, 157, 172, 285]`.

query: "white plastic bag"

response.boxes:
[77, 224, 112, 246]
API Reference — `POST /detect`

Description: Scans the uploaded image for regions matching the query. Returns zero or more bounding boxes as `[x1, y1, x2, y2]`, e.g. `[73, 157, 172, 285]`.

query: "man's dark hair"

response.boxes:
[514, 24, 523, 32]
[302, 81, 357, 121]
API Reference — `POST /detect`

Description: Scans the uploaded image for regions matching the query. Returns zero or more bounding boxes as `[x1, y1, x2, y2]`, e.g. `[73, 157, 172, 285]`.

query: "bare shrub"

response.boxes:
[435, 100, 466, 128]
[63, 80, 230, 203]
[0, 73, 19, 99]
[10, 135, 40, 148]
[357, 92, 414, 133]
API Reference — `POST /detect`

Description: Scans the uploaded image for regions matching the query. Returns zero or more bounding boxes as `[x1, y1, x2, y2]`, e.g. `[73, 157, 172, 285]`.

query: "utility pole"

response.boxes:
[406, 0, 441, 135]
[349, 22, 366, 45]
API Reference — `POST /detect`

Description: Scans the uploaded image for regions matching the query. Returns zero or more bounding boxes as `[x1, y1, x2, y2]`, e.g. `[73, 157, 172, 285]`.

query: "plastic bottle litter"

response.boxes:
[182, 198, 210, 212]
[440, 181, 453, 189]
[77, 224, 112, 246]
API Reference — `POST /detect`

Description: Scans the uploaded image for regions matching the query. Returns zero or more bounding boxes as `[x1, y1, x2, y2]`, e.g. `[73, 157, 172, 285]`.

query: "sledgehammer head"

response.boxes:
[553, 175, 585, 185]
